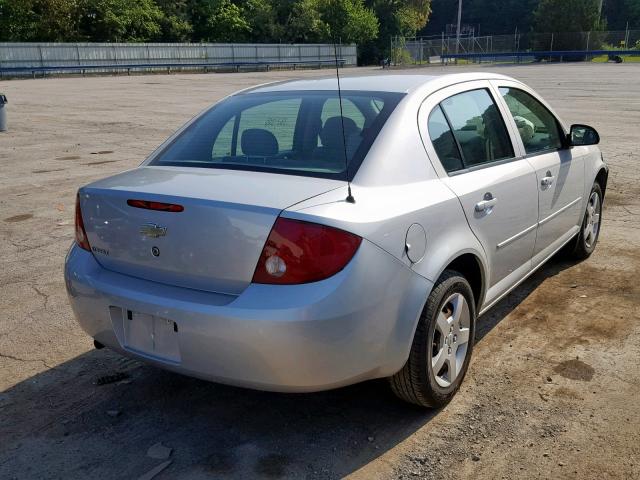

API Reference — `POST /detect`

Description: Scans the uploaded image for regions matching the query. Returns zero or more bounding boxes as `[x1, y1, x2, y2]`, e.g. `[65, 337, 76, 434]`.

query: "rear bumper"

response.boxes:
[64, 241, 431, 392]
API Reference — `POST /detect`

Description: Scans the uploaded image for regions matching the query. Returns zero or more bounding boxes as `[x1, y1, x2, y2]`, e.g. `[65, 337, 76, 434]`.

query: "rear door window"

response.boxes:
[439, 89, 514, 168]
[428, 105, 464, 173]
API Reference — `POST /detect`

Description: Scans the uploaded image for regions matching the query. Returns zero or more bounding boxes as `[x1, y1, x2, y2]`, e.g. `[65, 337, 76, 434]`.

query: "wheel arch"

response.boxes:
[433, 250, 487, 312]
[595, 166, 609, 197]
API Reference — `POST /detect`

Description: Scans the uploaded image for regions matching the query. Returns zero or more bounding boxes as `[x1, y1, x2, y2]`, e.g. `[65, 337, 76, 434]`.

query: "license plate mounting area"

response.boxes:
[121, 309, 181, 363]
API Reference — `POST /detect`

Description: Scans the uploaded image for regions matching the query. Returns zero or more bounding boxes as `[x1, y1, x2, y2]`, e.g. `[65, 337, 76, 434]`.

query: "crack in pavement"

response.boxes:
[30, 283, 51, 311]
[0, 352, 54, 369]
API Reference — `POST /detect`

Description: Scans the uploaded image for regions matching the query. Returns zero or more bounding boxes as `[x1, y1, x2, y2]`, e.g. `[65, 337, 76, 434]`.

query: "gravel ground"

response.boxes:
[1, 63, 639, 480]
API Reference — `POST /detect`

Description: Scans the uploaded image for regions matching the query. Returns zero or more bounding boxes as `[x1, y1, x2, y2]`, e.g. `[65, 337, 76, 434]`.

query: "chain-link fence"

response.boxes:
[391, 30, 640, 65]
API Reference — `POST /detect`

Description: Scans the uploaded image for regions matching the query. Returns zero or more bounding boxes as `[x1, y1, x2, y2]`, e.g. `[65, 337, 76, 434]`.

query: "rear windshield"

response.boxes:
[150, 90, 404, 180]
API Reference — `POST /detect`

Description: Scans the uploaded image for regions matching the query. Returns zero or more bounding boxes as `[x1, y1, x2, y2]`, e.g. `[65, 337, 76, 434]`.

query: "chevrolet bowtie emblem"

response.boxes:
[139, 223, 167, 238]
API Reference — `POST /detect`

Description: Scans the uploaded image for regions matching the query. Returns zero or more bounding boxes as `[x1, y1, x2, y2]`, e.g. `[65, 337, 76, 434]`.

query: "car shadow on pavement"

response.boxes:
[0, 257, 576, 479]
[474, 256, 576, 343]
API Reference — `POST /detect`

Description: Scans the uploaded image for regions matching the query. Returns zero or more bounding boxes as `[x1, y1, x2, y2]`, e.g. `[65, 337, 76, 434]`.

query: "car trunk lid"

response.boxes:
[80, 166, 342, 294]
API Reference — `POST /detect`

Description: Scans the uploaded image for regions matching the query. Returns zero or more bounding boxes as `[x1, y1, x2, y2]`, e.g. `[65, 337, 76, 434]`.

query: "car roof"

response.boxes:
[243, 72, 516, 95]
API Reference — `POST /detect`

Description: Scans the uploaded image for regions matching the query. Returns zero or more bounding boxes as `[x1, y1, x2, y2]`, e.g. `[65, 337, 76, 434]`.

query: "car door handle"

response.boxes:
[541, 175, 555, 187]
[475, 197, 498, 212]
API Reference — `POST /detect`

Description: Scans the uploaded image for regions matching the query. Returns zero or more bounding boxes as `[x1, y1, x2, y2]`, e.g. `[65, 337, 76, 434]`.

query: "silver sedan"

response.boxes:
[65, 73, 607, 407]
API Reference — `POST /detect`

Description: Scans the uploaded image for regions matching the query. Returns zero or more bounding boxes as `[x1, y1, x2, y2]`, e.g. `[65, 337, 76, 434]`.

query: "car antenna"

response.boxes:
[333, 40, 355, 204]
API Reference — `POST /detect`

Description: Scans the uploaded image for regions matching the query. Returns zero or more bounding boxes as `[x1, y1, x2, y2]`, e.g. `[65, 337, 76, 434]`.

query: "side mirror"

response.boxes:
[569, 124, 600, 146]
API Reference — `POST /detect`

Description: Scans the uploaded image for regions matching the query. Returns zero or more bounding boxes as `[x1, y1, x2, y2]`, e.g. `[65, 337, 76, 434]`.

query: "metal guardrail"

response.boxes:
[0, 59, 346, 78]
[441, 49, 640, 63]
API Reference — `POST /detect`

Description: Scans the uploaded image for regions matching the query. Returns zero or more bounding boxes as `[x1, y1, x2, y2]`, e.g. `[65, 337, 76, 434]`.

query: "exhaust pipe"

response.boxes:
[94, 339, 105, 350]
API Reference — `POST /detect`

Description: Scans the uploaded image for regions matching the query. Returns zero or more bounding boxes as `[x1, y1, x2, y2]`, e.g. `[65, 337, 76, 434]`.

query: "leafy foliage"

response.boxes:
[1, 0, 382, 45]
[188, 0, 250, 42]
[78, 0, 165, 42]
[319, 0, 379, 43]
[532, 0, 603, 51]
[154, 0, 193, 41]
[533, 0, 603, 34]
[602, 0, 640, 31]
[423, 0, 539, 36]
[1, 0, 635, 63]
[0, 0, 81, 41]
[242, 0, 283, 42]
[287, 0, 331, 42]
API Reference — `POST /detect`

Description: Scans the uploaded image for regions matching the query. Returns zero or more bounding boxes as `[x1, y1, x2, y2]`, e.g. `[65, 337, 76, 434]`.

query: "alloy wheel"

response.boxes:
[431, 293, 471, 388]
[584, 191, 602, 248]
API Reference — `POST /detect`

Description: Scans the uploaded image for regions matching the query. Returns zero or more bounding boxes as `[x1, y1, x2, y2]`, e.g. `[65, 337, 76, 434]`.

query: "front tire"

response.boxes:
[390, 270, 476, 408]
[569, 182, 603, 260]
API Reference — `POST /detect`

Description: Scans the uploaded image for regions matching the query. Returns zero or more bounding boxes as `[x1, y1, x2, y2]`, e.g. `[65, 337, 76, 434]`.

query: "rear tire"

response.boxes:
[390, 270, 476, 408]
[568, 182, 603, 260]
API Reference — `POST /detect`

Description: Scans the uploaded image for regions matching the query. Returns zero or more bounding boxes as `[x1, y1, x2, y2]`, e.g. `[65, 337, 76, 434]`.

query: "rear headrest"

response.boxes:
[241, 128, 279, 156]
[320, 117, 359, 150]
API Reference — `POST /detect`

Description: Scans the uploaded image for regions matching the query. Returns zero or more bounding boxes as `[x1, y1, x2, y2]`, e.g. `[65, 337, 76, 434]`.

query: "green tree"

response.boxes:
[0, 0, 37, 40]
[356, 0, 430, 63]
[241, 0, 283, 41]
[0, 0, 438, 64]
[603, 0, 640, 31]
[207, 0, 251, 41]
[422, 0, 538, 36]
[319, 0, 379, 43]
[285, 0, 378, 45]
[188, 0, 250, 42]
[78, 0, 165, 42]
[533, 0, 603, 33]
[0, 0, 81, 41]
[155, 0, 193, 41]
[395, 0, 431, 36]
[287, 0, 330, 42]
[532, 0, 604, 51]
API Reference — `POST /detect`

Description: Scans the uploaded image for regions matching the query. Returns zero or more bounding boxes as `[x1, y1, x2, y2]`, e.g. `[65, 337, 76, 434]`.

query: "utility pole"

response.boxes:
[455, 0, 463, 54]
[625, 21, 629, 48]
[597, 0, 604, 32]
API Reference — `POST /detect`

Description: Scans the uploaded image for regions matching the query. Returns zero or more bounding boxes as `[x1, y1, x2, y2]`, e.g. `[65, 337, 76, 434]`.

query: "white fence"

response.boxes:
[0, 42, 358, 73]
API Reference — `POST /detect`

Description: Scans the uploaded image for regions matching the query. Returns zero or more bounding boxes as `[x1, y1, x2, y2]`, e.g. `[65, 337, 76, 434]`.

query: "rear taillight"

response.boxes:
[75, 194, 91, 251]
[252, 218, 362, 285]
